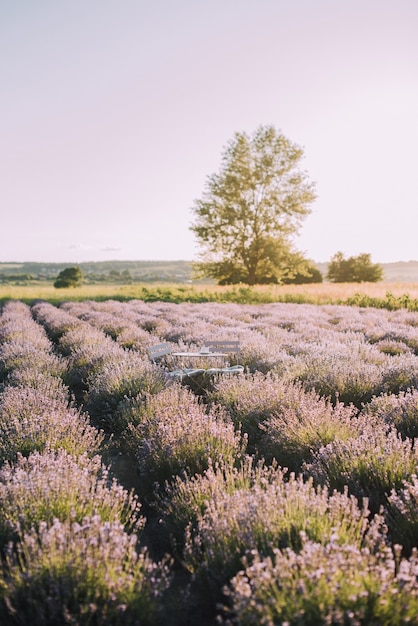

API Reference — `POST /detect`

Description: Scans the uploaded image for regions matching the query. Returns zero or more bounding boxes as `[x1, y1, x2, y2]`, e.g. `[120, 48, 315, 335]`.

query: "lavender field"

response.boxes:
[2, 298, 418, 624]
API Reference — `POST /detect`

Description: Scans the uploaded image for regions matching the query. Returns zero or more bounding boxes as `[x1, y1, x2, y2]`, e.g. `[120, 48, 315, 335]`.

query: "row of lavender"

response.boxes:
[3, 298, 418, 623]
[0, 301, 170, 625]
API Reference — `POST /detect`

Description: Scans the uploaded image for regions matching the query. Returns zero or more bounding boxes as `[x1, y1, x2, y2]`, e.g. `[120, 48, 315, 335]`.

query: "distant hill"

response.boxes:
[1, 260, 418, 284]
[378, 261, 418, 283]
[0, 260, 199, 284]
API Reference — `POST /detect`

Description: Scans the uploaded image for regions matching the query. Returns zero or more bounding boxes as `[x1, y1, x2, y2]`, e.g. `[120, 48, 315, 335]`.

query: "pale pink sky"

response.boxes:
[1, 0, 417, 264]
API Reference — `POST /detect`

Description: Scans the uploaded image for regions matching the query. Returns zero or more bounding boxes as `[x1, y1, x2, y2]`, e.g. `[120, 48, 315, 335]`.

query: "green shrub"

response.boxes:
[327, 251, 383, 283]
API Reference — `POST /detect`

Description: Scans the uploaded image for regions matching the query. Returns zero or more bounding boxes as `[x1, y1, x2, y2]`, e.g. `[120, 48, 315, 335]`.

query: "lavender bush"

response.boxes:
[209, 373, 361, 467]
[293, 349, 386, 407]
[0, 302, 44, 343]
[63, 336, 126, 390]
[208, 372, 284, 449]
[31, 300, 82, 341]
[0, 302, 66, 387]
[30, 302, 124, 395]
[362, 388, 418, 442]
[85, 354, 169, 431]
[0, 516, 172, 626]
[374, 338, 413, 356]
[60, 301, 153, 352]
[57, 323, 112, 355]
[259, 392, 363, 471]
[304, 426, 418, 512]
[184, 468, 386, 599]
[379, 352, 418, 395]
[156, 457, 280, 547]
[387, 474, 418, 554]
[120, 385, 245, 494]
[222, 538, 418, 626]
[0, 450, 143, 547]
[5, 369, 70, 402]
[0, 339, 64, 382]
[0, 385, 104, 463]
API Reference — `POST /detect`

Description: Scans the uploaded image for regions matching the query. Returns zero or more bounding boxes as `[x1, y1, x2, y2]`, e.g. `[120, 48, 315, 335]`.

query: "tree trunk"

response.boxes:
[247, 266, 257, 285]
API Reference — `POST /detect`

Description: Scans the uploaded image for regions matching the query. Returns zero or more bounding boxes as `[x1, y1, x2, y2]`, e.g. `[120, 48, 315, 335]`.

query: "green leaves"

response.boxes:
[327, 252, 383, 283]
[53, 266, 83, 288]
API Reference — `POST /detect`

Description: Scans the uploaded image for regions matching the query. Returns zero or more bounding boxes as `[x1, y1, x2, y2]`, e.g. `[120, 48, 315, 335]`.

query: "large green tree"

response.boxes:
[327, 252, 383, 283]
[190, 125, 316, 285]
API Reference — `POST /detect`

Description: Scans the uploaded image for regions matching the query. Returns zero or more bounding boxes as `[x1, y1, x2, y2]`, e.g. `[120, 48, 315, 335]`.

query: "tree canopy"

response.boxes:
[327, 252, 383, 283]
[190, 125, 317, 285]
[54, 266, 84, 288]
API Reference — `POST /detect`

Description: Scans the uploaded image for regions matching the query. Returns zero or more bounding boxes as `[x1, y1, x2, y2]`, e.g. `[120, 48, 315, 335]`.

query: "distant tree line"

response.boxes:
[51, 254, 384, 289]
[0, 273, 33, 283]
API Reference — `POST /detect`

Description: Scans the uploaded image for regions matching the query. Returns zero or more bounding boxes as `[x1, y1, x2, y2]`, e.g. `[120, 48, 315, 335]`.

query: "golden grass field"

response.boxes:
[1, 281, 418, 305]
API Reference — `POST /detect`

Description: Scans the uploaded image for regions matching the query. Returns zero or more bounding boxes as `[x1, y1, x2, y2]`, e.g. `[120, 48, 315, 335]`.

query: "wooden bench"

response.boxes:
[205, 340, 240, 364]
[147, 342, 205, 385]
[147, 342, 173, 364]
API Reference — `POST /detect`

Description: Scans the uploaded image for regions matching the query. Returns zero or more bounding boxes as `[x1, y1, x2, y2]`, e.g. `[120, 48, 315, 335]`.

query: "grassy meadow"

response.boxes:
[2, 280, 418, 309]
